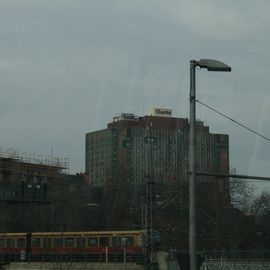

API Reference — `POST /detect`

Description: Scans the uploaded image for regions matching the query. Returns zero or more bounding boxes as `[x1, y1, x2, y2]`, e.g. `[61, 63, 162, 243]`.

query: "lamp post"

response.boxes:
[189, 59, 231, 270]
[121, 237, 128, 270]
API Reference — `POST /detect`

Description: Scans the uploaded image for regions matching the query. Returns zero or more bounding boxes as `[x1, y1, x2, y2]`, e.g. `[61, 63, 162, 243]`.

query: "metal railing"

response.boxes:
[0, 253, 145, 264]
[203, 251, 270, 261]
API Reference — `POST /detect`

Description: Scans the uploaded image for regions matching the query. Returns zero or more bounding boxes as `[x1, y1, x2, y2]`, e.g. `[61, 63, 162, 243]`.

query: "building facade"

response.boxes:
[0, 149, 102, 232]
[85, 109, 229, 189]
[0, 150, 68, 232]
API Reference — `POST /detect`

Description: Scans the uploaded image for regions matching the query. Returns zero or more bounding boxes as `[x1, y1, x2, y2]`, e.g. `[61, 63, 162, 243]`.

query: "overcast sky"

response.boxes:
[0, 0, 270, 190]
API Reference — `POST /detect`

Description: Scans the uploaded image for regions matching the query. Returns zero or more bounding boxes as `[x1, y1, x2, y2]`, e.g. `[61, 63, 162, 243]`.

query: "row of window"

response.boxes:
[0, 236, 135, 249]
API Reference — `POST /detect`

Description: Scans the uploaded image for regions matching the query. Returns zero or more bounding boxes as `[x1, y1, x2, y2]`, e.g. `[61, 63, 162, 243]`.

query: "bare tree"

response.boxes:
[250, 191, 270, 216]
[229, 168, 255, 214]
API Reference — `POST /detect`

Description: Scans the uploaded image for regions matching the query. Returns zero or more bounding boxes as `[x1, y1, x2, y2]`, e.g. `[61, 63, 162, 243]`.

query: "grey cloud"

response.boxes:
[0, 0, 269, 189]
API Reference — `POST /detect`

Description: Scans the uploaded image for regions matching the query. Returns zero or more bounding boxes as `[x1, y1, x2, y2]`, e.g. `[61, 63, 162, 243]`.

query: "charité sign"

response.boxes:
[152, 108, 172, 117]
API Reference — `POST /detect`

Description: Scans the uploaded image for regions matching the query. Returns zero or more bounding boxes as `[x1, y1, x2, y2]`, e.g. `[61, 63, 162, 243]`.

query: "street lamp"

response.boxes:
[189, 59, 231, 270]
[121, 237, 128, 270]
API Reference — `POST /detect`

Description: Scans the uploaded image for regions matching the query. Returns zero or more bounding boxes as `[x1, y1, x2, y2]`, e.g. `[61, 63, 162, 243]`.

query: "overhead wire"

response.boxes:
[195, 98, 270, 186]
[195, 99, 270, 143]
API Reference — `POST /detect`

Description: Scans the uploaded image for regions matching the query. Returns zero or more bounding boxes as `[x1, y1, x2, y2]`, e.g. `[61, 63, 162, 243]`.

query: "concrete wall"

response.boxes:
[156, 251, 168, 270]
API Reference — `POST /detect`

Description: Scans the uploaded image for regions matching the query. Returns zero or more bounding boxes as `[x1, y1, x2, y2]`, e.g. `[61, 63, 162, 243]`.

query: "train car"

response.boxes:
[0, 232, 29, 261]
[0, 230, 145, 262]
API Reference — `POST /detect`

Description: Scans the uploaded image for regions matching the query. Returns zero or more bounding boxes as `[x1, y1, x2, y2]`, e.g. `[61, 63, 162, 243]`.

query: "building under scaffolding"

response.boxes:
[0, 148, 69, 233]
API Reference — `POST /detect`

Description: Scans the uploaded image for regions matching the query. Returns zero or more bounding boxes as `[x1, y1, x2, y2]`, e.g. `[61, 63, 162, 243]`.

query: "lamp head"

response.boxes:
[198, 59, 231, 72]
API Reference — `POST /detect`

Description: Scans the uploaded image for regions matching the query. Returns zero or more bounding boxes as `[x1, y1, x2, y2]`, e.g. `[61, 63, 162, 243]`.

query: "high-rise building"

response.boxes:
[85, 108, 229, 190]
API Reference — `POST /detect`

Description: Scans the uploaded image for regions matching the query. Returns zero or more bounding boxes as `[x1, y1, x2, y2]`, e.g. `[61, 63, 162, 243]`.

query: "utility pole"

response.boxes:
[145, 175, 153, 270]
[144, 122, 154, 270]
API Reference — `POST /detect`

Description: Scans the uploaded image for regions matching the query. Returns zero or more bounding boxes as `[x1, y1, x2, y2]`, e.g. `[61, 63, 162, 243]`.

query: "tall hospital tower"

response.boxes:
[85, 108, 229, 197]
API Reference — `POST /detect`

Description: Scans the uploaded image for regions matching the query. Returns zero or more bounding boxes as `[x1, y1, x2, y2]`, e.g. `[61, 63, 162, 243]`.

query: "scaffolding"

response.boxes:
[0, 147, 69, 174]
[0, 147, 69, 233]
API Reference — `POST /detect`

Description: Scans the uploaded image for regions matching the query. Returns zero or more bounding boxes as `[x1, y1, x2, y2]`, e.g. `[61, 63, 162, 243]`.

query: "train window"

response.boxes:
[125, 237, 134, 246]
[32, 238, 41, 248]
[54, 238, 63, 247]
[0, 239, 3, 248]
[112, 236, 134, 247]
[17, 238, 26, 248]
[64, 238, 74, 247]
[77, 237, 85, 248]
[112, 236, 121, 247]
[99, 237, 109, 247]
[88, 237, 98, 246]
[6, 238, 15, 248]
[43, 238, 51, 248]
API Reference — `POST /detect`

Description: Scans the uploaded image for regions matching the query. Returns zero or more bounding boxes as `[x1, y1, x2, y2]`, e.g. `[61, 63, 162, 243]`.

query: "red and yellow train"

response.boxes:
[0, 230, 145, 262]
